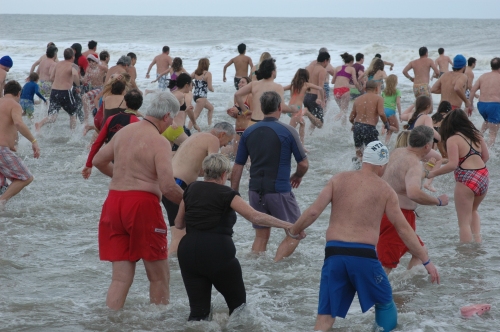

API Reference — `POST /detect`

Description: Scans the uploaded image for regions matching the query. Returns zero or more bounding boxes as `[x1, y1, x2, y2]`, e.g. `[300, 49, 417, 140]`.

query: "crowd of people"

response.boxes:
[1, 40, 499, 331]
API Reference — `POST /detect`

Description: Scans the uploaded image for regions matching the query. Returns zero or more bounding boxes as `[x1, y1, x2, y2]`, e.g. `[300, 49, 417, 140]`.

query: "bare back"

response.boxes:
[250, 79, 285, 120]
[382, 148, 422, 210]
[232, 55, 252, 77]
[0, 97, 21, 149]
[437, 71, 467, 107]
[105, 65, 128, 83]
[84, 63, 106, 87]
[476, 71, 500, 102]
[155, 53, 172, 73]
[108, 122, 172, 198]
[172, 132, 220, 184]
[326, 171, 395, 245]
[51, 60, 76, 90]
[410, 57, 436, 84]
[38, 58, 57, 81]
[307, 64, 326, 87]
[351, 92, 385, 126]
[436, 55, 452, 73]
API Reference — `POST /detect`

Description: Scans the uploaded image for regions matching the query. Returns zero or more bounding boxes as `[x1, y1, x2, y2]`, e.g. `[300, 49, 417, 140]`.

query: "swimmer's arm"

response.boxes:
[430, 61, 440, 78]
[400, 104, 414, 121]
[396, 96, 402, 118]
[13, 103, 36, 144]
[318, 69, 326, 92]
[248, 57, 254, 73]
[454, 76, 470, 107]
[383, 60, 394, 70]
[156, 142, 184, 204]
[425, 117, 441, 141]
[349, 103, 357, 124]
[235, 83, 252, 113]
[405, 165, 441, 205]
[428, 139, 459, 178]
[230, 164, 244, 192]
[283, 84, 291, 91]
[154, 68, 170, 79]
[350, 69, 361, 91]
[430, 79, 441, 94]
[331, 69, 338, 84]
[206, 72, 214, 92]
[174, 201, 186, 229]
[289, 179, 333, 236]
[34, 85, 47, 103]
[49, 65, 56, 82]
[448, 57, 453, 66]
[30, 56, 42, 74]
[92, 139, 114, 177]
[402, 62, 414, 82]
[278, 86, 292, 113]
[480, 136, 489, 163]
[223, 58, 234, 81]
[231, 196, 293, 229]
[469, 79, 480, 107]
[326, 64, 336, 77]
[377, 97, 388, 123]
[306, 83, 325, 100]
[386, 191, 440, 284]
[145, 58, 156, 77]
[72, 68, 80, 86]
[291, 159, 308, 189]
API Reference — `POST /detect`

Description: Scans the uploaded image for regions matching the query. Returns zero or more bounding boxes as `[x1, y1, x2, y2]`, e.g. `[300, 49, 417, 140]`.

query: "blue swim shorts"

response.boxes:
[20, 99, 35, 118]
[323, 82, 330, 100]
[384, 108, 396, 118]
[248, 190, 301, 229]
[477, 102, 500, 124]
[317, 240, 393, 318]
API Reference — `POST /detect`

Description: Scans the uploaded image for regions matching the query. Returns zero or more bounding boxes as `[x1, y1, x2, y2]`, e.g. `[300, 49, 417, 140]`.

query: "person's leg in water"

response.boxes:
[471, 193, 486, 243]
[144, 259, 170, 305]
[486, 122, 500, 147]
[252, 228, 271, 253]
[407, 245, 428, 270]
[314, 314, 336, 331]
[384, 115, 399, 144]
[334, 91, 351, 126]
[289, 114, 305, 146]
[169, 227, 186, 255]
[374, 301, 398, 332]
[0, 176, 33, 206]
[106, 261, 136, 310]
[454, 182, 476, 243]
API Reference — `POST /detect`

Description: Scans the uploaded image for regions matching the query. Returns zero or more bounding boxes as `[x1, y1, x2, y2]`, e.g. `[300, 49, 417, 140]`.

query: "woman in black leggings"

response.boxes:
[175, 154, 303, 321]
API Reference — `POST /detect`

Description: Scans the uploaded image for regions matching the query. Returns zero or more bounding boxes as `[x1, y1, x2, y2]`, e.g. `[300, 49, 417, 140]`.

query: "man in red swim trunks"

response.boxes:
[377, 126, 449, 275]
[93, 91, 184, 310]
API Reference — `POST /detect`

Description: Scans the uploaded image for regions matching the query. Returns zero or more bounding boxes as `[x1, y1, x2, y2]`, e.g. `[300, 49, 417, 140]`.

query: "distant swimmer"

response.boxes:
[349, 53, 365, 99]
[162, 122, 235, 254]
[286, 141, 439, 332]
[435, 48, 453, 77]
[0, 56, 14, 97]
[35, 48, 81, 131]
[403, 47, 440, 101]
[82, 51, 109, 124]
[82, 40, 98, 58]
[20, 72, 47, 119]
[374, 53, 394, 71]
[226, 76, 252, 156]
[234, 58, 292, 124]
[145, 46, 172, 91]
[0, 81, 40, 209]
[307, 47, 336, 104]
[426, 110, 489, 243]
[365, 58, 387, 93]
[377, 126, 448, 276]
[175, 154, 302, 321]
[82, 89, 143, 179]
[223, 43, 254, 90]
[469, 57, 500, 147]
[349, 80, 389, 167]
[431, 54, 470, 111]
[465, 57, 477, 101]
[28, 42, 59, 79]
[381, 74, 401, 144]
[303, 51, 330, 129]
[92, 91, 183, 310]
[332, 52, 362, 126]
[126, 52, 139, 90]
[36, 46, 58, 99]
[231, 91, 308, 262]
[189, 58, 215, 127]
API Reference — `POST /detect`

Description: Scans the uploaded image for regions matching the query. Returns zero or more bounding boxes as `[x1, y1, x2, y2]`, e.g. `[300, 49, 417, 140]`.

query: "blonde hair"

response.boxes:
[202, 154, 231, 180]
[384, 74, 398, 96]
[259, 52, 272, 64]
[102, 73, 131, 97]
[395, 131, 410, 148]
[363, 58, 377, 79]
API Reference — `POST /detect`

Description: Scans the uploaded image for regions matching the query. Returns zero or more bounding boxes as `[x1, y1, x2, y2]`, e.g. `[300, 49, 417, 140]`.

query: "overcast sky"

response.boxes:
[2, 0, 500, 18]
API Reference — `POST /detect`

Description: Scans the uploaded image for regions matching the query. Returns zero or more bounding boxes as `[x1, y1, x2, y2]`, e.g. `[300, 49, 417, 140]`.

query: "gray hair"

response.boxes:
[117, 55, 131, 66]
[409, 126, 434, 148]
[319, 47, 328, 53]
[146, 91, 180, 119]
[260, 91, 281, 115]
[213, 121, 236, 136]
[202, 153, 231, 180]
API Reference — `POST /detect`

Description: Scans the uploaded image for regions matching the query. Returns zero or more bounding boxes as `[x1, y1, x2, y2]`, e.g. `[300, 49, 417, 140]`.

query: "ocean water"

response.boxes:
[1, 15, 500, 331]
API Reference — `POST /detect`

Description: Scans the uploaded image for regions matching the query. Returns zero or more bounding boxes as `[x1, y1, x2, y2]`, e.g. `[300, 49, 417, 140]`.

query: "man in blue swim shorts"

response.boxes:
[469, 57, 500, 147]
[286, 141, 440, 332]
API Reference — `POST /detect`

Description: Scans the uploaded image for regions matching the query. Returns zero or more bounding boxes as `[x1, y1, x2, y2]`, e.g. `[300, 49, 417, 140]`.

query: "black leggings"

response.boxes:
[177, 232, 246, 321]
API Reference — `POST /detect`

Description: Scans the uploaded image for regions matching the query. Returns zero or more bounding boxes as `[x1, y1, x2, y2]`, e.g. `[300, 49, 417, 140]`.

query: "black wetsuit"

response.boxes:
[177, 181, 245, 321]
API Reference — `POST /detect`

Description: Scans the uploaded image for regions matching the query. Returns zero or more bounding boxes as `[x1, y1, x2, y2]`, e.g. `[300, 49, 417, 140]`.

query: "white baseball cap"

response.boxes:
[363, 141, 389, 166]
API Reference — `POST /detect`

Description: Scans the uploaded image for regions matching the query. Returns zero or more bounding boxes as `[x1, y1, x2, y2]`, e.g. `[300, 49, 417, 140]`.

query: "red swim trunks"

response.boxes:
[333, 87, 350, 99]
[376, 209, 424, 269]
[99, 190, 168, 262]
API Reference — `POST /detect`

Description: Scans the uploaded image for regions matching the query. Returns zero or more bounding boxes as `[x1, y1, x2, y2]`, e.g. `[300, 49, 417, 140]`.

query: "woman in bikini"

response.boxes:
[284, 68, 324, 147]
[227, 76, 252, 156]
[151, 57, 187, 92]
[431, 101, 452, 159]
[427, 109, 489, 243]
[365, 58, 387, 93]
[400, 96, 443, 191]
[162, 73, 201, 149]
[332, 52, 360, 125]
[188, 58, 214, 128]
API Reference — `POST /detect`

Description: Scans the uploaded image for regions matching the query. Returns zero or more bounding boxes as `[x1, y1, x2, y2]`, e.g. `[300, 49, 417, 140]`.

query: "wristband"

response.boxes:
[31, 139, 37, 144]
[426, 162, 435, 167]
[423, 259, 431, 266]
[437, 198, 442, 206]
[286, 228, 300, 240]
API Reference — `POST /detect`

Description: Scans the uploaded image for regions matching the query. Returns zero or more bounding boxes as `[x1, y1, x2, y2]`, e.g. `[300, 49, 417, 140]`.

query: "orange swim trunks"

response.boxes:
[376, 208, 424, 269]
[99, 190, 168, 262]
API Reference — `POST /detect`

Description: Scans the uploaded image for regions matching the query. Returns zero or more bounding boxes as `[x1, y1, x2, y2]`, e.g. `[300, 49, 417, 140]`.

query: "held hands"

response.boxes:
[82, 166, 92, 179]
[286, 227, 307, 240]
